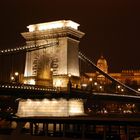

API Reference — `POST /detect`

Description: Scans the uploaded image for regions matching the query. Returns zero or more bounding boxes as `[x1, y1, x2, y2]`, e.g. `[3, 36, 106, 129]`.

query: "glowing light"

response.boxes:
[121, 88, 124, 92]
[29, 79, 35, 85]
[16, 99, 84, 117]
[89, 78, 93, 81]
[11, 76, 15, 81]
[15, 72, 19, 76]
[24, 79, 35, 85]
[104, 110, 108, 114]
[23, 80, 27, 84]
[69, 99, 84, 116]
[117, 85, 121, 89]
[94, 82, 97, 86]
[28, 26, 35, 32]
[99, 86, 102, 89]
[82, 84, 87, 87]
[27, 20, 79, 32]
[55, 80, 62, 87]
[68, 73, 71, 78]
[138, 88, 140, 92]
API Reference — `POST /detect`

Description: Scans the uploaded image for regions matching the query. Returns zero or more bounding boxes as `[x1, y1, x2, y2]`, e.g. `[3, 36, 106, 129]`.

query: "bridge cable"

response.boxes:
[0, 41, 59, 55]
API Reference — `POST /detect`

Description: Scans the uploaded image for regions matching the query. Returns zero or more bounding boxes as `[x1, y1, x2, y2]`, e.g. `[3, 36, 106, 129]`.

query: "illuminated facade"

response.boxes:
[86, 55, 140, 89]
[17, 99, 85, 117]
[96, 55, 108, 84]
[22, 20, 85, 87]
[110, 70, 140, 86]
[97, 55, 108, 74]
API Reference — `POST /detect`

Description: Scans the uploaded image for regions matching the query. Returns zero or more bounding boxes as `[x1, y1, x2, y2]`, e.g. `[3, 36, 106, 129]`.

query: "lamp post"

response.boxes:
[10, 72, 19, 84]
[67, 73, 72, 93]
[50, 68, 53, 86]
[88, 78, 93, 91]
[89, 78, 93, 82]
[99, 85, 104, 92]
[93, 82, 98, 91]
[116, 85, 121, 93]
[10, 76, 15, 83]
[14, 72, 19, 83]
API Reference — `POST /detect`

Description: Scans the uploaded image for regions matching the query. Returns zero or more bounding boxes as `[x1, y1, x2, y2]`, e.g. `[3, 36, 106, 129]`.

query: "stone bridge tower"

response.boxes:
[21, 20, 84, 87]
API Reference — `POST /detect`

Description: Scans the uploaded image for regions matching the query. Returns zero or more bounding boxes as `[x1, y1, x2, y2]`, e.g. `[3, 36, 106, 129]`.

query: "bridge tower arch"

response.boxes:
[21, 20, 85, 87]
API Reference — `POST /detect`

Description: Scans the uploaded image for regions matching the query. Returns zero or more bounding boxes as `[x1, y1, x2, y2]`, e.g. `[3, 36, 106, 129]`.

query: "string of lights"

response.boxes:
[0, 41, 59, 55]
[0, 83, 57, 92]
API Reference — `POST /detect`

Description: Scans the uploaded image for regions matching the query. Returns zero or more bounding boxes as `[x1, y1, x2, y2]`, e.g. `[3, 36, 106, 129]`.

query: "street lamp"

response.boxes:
[89, 78, 93, 82]
[99, 85, 104, 92]
[92, 82, 98, 91]
[117, 85, 121, 89]
[15, 72, 19, 76]
[14, 72, 19, 83]
[121, 88, 124, 92]
[99, 85, 102, 91]
[10, 76, 15, 83]
[50, 68, 53, 86]
[68, 73, 72, 93]
[11, 76, 14, 81]
[94, 82, 97, 86]
[116, 85, 121, 93]
[88, 78, 93, 91]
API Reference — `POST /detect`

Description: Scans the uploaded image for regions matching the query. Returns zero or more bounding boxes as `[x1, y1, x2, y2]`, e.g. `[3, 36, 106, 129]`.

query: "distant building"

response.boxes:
[86, 55, 140, 91]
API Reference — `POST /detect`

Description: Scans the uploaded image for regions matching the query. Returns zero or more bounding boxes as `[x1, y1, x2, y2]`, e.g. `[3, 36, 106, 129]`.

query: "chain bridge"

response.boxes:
[0, 20, 140, 140]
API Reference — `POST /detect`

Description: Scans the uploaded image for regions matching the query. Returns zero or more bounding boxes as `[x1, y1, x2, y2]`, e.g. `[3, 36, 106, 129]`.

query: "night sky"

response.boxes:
[0, 0, 140, 72]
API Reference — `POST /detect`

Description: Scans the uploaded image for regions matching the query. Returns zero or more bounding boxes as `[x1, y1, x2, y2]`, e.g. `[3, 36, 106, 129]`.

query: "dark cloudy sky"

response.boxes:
[0, 0, 140, 72]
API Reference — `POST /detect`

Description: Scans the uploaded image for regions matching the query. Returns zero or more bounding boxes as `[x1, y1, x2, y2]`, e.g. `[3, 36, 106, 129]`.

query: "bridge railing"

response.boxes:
[0, 83, 57, 92]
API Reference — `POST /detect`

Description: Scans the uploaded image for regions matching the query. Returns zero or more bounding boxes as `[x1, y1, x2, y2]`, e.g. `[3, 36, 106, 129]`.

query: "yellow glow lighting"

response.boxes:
[15, 72, 19, 76]
[11, 76, 15, 81]
[68, 73, 71, 77]
[23, 80, 27, 84]
[69, 99, 84, 116]
[55, 80, 62, 87]
[89, 78, 93, 81]
[50, 68, 53, 71]
[99, 86, 102, 89]
[94, 82, 97, 86]
[24, 79, 35, 85]
[82, 84, 87, 87]
[121, 89, 124, 92]
[117, 85, 121, 89]
[16, 99, 84, 117]
[29, 79, 35, 85]
[27, 20, 79, 32]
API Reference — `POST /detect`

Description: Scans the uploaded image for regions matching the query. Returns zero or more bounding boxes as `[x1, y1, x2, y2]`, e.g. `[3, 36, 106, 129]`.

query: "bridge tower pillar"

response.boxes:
[21, 20, 84, 88]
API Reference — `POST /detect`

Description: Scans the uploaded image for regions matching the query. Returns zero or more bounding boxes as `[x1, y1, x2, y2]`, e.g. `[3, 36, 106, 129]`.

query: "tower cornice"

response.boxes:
[21, 27, 85, 41]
